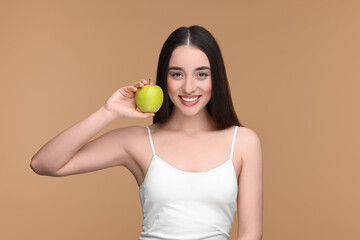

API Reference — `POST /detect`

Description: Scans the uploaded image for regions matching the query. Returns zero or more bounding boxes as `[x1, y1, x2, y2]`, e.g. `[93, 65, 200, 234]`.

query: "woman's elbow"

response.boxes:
[30, 155, 57, 177]
[30, 157, 45, 175]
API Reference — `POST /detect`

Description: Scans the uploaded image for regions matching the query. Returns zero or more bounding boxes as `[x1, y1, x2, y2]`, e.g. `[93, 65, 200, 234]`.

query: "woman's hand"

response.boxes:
[103, 80, 155, 119]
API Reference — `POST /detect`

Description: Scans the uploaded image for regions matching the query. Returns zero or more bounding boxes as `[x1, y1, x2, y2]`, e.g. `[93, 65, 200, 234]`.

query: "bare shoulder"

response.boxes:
[108, 125, 149, 151]
[236, 126, 262, 164]
[236, 126, 262, 146]
[110, 125, 148, 138]
[111, 124, 152, 153]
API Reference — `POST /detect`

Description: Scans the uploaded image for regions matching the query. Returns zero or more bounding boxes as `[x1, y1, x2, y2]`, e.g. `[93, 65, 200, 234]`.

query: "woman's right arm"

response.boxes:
[30, 80, 154, 177]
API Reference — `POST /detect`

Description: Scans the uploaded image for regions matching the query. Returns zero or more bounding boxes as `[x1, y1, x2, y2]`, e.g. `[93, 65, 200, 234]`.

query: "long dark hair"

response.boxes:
[153, 25, 243, 129]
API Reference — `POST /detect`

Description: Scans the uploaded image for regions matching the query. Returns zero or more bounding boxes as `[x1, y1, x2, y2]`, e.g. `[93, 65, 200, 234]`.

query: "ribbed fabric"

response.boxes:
[139, 126, 239, 240]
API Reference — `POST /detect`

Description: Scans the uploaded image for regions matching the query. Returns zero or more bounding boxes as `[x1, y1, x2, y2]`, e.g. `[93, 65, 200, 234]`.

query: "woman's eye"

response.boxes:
[197, 72, 209, 79]
[171, 72, 183, 78]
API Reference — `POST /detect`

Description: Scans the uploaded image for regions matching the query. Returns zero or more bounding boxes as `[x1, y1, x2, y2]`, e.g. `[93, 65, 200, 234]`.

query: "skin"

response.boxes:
[31, 45, 263, 240]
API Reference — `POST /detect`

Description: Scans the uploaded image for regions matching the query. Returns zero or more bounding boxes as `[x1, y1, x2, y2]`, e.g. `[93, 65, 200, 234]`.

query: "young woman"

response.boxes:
[31, 26, 263, 240]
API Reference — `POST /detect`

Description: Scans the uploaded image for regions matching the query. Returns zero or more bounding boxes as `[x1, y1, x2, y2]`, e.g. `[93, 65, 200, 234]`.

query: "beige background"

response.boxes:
[1, 0, 359, 239]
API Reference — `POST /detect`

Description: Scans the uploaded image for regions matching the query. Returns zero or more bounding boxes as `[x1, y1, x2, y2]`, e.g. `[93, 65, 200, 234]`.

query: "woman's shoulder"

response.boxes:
[102, 125, 150, 147]
[235, 126, 262, 165]
[236, 126, 262, 148]
[109, 125, 149, 138]
[112, 125, 148, 132]
[108, 125, 152, 157]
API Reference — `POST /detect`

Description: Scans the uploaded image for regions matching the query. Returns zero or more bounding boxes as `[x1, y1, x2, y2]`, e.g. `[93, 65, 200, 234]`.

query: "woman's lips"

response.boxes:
[179, 95, 201, 106]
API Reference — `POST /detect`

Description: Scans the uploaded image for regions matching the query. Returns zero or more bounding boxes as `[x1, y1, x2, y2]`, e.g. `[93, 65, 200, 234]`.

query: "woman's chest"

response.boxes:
[129, 127, 243, 187]
[154, 132, 234, 171]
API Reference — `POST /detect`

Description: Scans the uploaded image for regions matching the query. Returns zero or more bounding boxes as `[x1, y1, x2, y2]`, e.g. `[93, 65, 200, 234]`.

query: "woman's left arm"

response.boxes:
[236, 128, 263, 240]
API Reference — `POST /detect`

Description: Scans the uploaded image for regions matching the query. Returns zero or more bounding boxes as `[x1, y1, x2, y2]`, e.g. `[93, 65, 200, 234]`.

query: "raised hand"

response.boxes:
[103, 80, 155, 119]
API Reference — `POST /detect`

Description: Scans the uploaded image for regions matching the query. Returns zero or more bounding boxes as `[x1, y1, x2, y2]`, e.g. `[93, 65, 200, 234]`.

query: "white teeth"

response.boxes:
[181, 96, 199, 102]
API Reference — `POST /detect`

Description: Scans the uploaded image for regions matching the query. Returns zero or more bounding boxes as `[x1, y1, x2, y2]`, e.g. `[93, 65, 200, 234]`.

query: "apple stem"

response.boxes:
[149, 78, 151, 85]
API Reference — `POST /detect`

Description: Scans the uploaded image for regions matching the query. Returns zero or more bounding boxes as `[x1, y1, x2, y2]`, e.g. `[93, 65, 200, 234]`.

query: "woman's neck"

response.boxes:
[162, 107, 217, 134]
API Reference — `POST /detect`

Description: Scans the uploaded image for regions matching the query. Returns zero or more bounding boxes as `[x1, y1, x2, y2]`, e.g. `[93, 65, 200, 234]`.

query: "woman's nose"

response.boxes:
[183, 77, 196, 94]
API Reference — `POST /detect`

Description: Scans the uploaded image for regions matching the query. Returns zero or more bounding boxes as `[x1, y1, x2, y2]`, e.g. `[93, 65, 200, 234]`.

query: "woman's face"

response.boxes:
[167, 45, 212, 117]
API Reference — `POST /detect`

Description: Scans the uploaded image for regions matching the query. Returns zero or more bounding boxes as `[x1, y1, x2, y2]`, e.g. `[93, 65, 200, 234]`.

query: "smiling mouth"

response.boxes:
[178, 95, 201, 106]
[179, 96, 200, 102]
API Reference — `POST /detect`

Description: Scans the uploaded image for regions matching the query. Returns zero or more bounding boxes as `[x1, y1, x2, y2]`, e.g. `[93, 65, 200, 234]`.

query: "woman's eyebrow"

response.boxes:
[195, 66, 211, 71]
[168, 66, 183, 71]
[168, 66, 211, 71]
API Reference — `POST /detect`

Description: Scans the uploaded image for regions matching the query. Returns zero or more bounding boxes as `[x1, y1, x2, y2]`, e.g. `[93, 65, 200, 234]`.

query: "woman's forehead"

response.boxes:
[169, 45, 210, 69]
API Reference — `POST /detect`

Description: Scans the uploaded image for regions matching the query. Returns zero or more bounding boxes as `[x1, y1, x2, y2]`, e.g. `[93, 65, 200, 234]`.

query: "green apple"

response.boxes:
[135, 85, 164, 113]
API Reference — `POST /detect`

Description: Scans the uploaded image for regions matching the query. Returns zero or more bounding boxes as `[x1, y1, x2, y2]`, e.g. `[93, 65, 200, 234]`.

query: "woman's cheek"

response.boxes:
[202, 78, 212, 93]
[207, 79, 212, 91]
[167, 79, 178, 102]
[167, 80, 176, 93]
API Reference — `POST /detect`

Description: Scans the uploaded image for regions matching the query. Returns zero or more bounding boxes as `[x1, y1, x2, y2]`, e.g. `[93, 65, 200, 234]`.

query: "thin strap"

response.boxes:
[230, 126, 239, 160]
[146, 126, 156, 155]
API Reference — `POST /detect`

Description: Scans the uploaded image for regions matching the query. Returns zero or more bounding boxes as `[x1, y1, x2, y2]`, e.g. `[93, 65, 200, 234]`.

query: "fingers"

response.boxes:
[119, 80, 146, 94]
[123, 86, 137, 92]
[132, 79, 149, 89]
[117, 79, 154, 96]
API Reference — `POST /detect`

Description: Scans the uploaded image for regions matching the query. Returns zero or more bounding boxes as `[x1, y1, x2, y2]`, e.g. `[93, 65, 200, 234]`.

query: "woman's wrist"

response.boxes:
[98, 105, 118, 123]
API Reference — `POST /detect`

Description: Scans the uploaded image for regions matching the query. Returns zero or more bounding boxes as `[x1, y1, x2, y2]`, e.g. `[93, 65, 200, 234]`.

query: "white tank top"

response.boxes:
[139, 126, 239, 240]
